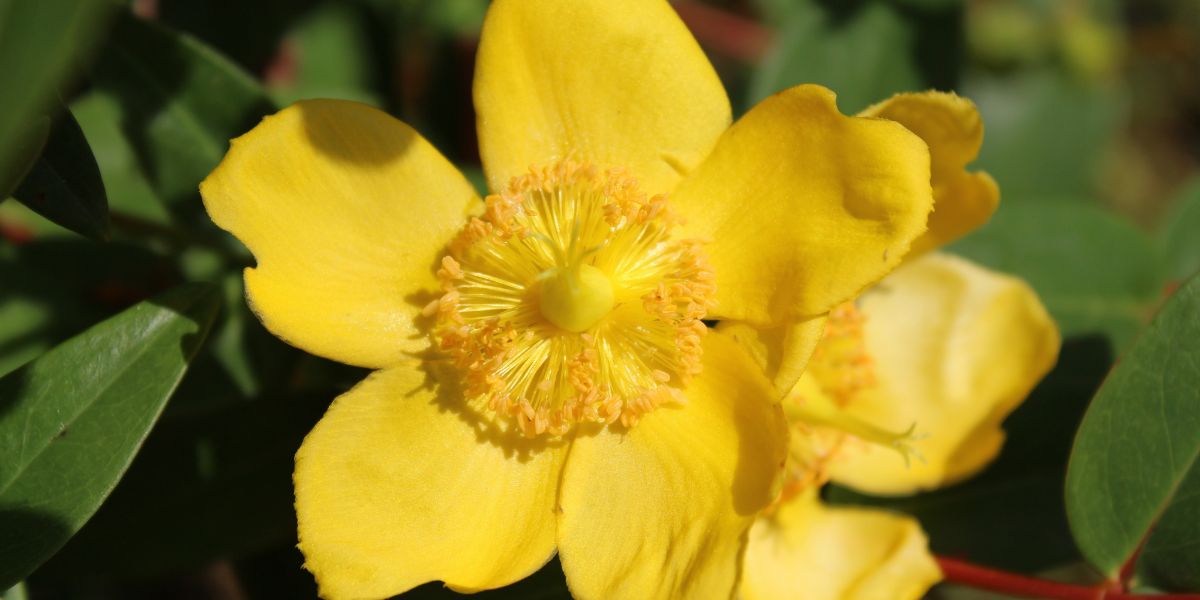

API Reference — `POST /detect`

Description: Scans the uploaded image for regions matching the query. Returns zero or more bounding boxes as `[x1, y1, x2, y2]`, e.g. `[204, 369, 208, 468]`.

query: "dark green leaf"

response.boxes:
[91, 11, 276, 221]
[827, 336, 1110, 571]
[0, 238, 179, 377]
[70, 91, 169, 225]
[35, 391, 326, 582]
[892, 0, 962, 10]
[951, 203, 1165, 352]
[395, 0, 488, 37]
[0, 283, 221, 589]
[12, 108, 110, 240]
[1066, 275, 1200, 589]
[0, 0, 115, 197]
[747, 1, 922, 114]
[1161, 178, 1200, 284]
[749, 0, 801, 25]
[156, 0, 313, 75]
[0, 117, 49, 201]
[165, 272, 334, 418]
[0, 237, 329, 421]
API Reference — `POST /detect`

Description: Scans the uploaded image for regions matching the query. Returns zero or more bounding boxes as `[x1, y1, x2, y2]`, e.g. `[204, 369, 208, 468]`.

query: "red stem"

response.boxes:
[936, 556, 1200, 600]
[1119, 536, 1150, 589]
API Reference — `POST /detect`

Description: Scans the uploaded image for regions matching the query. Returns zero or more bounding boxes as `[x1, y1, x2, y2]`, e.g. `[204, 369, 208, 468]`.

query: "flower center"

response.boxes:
[426, 159, 715, 437]
[538, 264, 615, 332]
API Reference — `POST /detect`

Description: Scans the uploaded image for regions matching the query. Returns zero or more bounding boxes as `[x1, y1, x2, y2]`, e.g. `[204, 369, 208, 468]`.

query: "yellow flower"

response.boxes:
[733, 94, 1061, 600]
[741, 254, 1060, 600]
[744, 487, 938, 600]
[200, 1, 938, 598]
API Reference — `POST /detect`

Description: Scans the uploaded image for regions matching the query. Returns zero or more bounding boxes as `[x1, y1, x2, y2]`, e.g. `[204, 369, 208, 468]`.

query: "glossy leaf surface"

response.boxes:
[13, 108, 110, 240]
[0, 284, 220, 588]
[1066, 275, 1200, 589]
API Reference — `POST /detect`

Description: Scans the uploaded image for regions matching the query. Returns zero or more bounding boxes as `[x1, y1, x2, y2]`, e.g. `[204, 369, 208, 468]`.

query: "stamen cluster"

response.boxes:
[775, 302, 923, 507]
[806, 302, 877, 407]
[425, 159, 715, 437]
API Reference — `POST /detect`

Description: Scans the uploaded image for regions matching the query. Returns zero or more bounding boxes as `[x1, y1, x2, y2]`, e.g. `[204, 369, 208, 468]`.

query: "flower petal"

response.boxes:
[556, 332, 788, 600]
[674, 85, 934, 325]
[828, 253, 1060, 495]
[742, 489, 941, 600]
[473, 0, 731, 194]
[718, 317, 827, 396]
[201, 99, 480, 369]
[860, 92, 999, 255]
[294, 365, 565, 599]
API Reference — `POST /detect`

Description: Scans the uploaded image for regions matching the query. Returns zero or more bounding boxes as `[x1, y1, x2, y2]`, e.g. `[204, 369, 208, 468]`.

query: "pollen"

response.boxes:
[426, 159, 715, 437]
[806, 302, 876, 407]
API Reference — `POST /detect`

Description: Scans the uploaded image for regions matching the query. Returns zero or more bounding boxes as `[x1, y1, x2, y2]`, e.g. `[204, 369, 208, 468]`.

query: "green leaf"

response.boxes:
[0, 117, 49, 202]
[747, 1, 922, 114]
[0, 0, 115, 197]
[1066, 275, 1200, 590]
[0, 238, 177, 377]
[827, 336, 1111, 571]
[968, 72, 1124, 202]
[892, 0, 962, 10]
[35, 391, 327, 581]
[951, 202, 1165, 352]
[270, 3, 381, 106]
[1161, 177, 1200, 284]
[70, 91, 169, 225]
[1, 582, 26, 600]
[12, 108, 110, 241]
[91, 11, 276, 220]
[0, 283, 221, 589]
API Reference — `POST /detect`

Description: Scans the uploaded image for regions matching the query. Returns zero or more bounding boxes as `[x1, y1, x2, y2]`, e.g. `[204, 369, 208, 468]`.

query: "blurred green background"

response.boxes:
[1, 0, 1198, 598]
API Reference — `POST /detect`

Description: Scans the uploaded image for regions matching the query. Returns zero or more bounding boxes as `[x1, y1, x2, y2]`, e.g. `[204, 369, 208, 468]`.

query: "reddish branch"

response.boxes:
[672, 0, 771, 62]
[1119, 536, 1151, 590]
[937, 556, 1200, 600]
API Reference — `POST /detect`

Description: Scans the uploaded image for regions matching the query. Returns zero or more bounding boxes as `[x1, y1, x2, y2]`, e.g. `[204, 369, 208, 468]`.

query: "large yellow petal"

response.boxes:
[827, 253, 1060, 495]
[675, 85, 934, 325]
[293, 365, 565, 599]
[473, 0, 731, 194]
[742, 489, 941, 600]
[556, 332, 788, 600]
[860, 92, 999, 255]
[201, 99, 480, 369]
[718, 317, 827, 397]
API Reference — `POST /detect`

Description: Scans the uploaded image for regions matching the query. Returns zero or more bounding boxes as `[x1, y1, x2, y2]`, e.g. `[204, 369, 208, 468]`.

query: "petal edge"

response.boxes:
[201, 99, 480, 369]
[675, 85, 934, 325]
[474, 0, 731, 194]
[294, 365, 565, 599]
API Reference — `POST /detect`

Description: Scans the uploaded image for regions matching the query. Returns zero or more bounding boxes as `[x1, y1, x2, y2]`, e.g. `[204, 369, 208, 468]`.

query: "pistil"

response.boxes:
[538, 263, 615, 332]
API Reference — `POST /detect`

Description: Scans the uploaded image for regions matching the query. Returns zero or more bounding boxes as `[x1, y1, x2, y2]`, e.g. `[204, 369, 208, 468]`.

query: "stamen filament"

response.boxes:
[432, 159, 714, 437]
[785, 394, 925, 466]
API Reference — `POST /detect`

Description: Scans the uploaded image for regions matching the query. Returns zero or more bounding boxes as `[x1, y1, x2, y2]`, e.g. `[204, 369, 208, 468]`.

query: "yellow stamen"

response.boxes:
[429, 159, 714, 437]
[806, 302, 876, 407]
